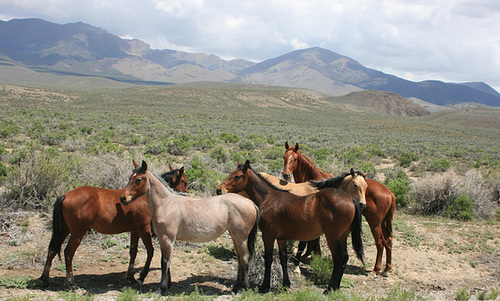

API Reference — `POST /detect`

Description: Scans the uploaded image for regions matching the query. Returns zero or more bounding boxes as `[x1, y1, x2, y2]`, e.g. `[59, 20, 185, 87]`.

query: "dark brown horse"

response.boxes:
[40, 165, 189, 289]
[283, 141, 396, 276]
[217, 161, 364, 293]
[161, 165, 189, 194]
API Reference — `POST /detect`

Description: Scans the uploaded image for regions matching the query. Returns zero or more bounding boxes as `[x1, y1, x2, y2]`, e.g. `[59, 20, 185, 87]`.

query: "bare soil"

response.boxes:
[0, 211, 498, 300]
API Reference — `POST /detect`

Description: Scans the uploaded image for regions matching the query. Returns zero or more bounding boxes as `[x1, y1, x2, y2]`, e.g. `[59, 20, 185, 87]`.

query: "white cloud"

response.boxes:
[0, 0, 499, 91]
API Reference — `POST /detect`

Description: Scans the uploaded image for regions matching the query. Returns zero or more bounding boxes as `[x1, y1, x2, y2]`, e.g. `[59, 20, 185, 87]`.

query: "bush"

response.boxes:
[446, 194, 473, 221]
[429, 158, 450, 172]
[209, 145, 228, 163]
[384, 169, 412, 208]
[0, 162, 8, 181]
[398, 150, 419, 167]
[413, 169, 498, 220]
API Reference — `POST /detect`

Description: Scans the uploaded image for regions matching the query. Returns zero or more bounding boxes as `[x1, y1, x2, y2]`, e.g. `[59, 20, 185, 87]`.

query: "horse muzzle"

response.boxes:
[216, 187, 227, 195]
[120, 194, 132, 205]
[282, 172, 291, 181]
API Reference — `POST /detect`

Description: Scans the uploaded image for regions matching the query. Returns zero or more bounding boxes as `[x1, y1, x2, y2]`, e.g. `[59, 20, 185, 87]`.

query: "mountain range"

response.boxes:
[1, 18, 499, 108]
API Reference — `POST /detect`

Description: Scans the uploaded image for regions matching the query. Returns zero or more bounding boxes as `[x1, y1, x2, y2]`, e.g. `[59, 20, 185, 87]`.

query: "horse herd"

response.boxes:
[39, 142, 396, 295]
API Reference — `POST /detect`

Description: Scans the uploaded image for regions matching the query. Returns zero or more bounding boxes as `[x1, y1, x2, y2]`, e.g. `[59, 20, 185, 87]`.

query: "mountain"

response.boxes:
[1, 18, 499, 108]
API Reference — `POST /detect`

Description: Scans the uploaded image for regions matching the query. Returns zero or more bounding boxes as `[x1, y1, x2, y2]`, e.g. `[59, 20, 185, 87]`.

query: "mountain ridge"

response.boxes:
[0, 18, 499, 108]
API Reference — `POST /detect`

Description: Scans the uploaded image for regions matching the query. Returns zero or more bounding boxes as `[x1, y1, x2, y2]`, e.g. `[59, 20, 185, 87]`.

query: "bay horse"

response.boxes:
[259, 171, 368, 265]
[216, 160, 364, 293]
[40, 165, 190, 289]
[120, 160, 260, 294]
[161, 165, 189, 194]
[283, 141, 396, 276]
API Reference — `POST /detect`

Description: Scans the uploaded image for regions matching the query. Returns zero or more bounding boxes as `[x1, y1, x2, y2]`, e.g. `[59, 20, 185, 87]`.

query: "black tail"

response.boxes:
[247, 204, 260, 257]
[49, 195, 67, 259]
[350, 199, 365, 264]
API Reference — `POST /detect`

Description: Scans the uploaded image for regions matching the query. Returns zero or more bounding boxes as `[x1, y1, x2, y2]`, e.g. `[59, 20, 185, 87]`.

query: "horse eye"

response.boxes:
[135, 178, 142, 184]
[353, 183, 358, 188]
[234, 175, 241, 180]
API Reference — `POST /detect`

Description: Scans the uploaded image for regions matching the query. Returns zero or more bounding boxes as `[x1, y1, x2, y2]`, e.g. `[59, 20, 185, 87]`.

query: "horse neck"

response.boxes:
[245, 169, 275, 207]
[294, 154, 327, 182]
[146, 171, 174, 210]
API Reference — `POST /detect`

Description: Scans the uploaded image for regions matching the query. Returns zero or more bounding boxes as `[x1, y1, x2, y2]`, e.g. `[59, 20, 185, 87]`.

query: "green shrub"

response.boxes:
[384, 169, 411, 208]
[210, 145, 228, 163]
[0, 162, 8, 181]
[430, 158, 451, 172]
[398, 150, 419, 167]
[446, 194, 473, 221]
[219, 132, 239, 143]
[454, 286, 471, 300]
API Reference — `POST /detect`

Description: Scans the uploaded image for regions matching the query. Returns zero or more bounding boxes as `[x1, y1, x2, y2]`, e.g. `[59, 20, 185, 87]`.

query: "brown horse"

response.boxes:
[161, 165, 189, 193]
[40, 165, 190, 289]
[120, 161, 260, 294]
[217, 161, 364, 293]
[283, 141, 396, 276]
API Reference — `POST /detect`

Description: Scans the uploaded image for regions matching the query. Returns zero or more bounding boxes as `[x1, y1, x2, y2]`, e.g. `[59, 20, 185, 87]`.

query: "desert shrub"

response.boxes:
[185, 156, 224, 196]
[446, 194, 473, 221]
[263, 145, 283, 160]
[0, 162, 7, 181]
[2, 147, 70, 211]
[398, 150, 419, 167]
[337, 145, 365, 165]
[368, 143, 386, 158]
[384, 168, 412, 208]
[429, 158, 450, 172]
[209, 145, 228, 163]
[310, 254, 333, 286]
[0, 119, 20, 138]
[412, 169, 498, 220]
[219, 132, 239, 143]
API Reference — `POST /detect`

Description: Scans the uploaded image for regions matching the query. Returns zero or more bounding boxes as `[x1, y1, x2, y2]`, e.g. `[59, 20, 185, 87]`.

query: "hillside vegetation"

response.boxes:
[0, 82, 498, 299]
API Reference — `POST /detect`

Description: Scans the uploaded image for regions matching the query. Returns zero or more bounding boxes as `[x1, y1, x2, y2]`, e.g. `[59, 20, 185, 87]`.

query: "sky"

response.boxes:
[1, 0, 500, 92]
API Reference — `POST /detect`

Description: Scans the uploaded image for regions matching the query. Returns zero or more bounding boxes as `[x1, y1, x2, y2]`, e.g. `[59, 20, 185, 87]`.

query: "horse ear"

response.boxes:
[133, 160, 139, 168]
[139, 160, 148, 174]
[285, 141, 289, 149]
[243, 160, 251, 172]
[179, 166, 185, 175]
[169, 164, 174, 171]
[363, 172, 368, 178]
[350, 168, 355, 177]
[294, 143, 300, 152]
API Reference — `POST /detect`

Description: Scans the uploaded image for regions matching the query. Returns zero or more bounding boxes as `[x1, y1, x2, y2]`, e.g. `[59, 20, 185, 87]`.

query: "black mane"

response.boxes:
[309, 173, 350, 189]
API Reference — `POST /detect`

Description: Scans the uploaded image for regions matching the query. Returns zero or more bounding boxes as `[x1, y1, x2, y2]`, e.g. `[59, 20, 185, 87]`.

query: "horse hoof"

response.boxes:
[380, 271, 389, 277]
[258, 286, 270, 294]
[39, 277, 49, 288]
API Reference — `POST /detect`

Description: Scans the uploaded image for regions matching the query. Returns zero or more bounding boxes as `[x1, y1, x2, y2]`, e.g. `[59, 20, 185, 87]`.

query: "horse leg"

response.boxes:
[63, 231, 86, 290]
[325, 239, 348, 293]
[381, 219, 393, 277]
[259, 236, 275, 293]
[158, 237, 173, 294]
[303, 238, 321, 259]
[369, 224, 384, 276]
[126, 231, 139, 284]
[294, 241, 307, 265]
[277, 239, 291, 289]
[137, 230, 154, 285]
[40, 229, 70, 287]
[229, 232, 251, 293]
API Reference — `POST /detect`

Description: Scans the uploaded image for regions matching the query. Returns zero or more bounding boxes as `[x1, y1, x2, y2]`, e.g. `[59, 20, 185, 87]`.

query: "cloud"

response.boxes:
[0, 0, 499, 90]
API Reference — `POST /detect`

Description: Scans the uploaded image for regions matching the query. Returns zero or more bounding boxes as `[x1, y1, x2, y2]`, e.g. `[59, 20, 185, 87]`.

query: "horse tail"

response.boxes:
[247, 204, 260, 257]
[350, 198, 365, 265]
[49, 195, 67, 259]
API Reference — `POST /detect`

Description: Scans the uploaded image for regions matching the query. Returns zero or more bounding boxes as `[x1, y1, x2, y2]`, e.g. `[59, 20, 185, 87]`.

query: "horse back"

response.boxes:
[61, 186, 150, 234]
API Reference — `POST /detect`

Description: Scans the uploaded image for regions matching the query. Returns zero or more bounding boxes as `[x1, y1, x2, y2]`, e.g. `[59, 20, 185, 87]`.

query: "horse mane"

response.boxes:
[150, 171, 189, 196]
[160, 169, 177, 183]
[237, 163, 289, 193]
[309, 173, 350, 189]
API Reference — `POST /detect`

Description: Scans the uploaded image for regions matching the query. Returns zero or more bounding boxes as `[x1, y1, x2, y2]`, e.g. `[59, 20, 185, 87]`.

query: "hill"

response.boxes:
[1, 18, 499, 108]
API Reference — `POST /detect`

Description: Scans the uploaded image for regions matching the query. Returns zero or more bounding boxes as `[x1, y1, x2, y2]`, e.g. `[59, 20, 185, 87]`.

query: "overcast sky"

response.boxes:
[1, 0, 499, 92]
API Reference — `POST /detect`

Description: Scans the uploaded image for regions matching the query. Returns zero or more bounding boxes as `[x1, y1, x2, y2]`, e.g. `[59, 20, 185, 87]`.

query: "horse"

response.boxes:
[120, 160, 260, 294]
[283, 141, 396, 276]
[258, 171, 368, 265]
[161, 165, 189, 194]
[39, 165, 190, 289]
[216, 160, 364, 293]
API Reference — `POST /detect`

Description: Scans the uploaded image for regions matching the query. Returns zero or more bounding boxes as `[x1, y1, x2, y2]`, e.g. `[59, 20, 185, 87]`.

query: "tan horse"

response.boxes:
[283, 141, 396, 276]
[120, 161, 260, 294]
[217, 161, 364, 293]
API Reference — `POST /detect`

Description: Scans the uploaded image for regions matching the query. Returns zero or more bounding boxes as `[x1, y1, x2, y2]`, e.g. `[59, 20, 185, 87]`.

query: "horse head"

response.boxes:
[283, 141, 300, 181]
[216, 160, 251, 195]
[162, 165, 189, 193]
[342, 168, 368, 208]
[121, 160, 149, 205]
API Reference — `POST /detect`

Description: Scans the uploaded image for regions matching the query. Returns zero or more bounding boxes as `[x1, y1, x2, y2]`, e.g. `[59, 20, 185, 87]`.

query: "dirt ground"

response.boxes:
[0, 211, 498, 300]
